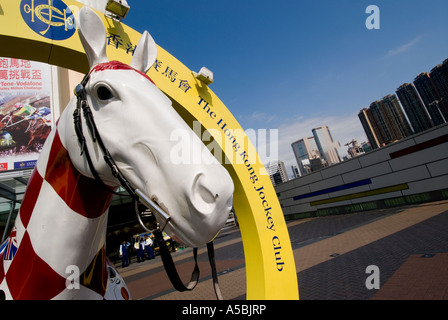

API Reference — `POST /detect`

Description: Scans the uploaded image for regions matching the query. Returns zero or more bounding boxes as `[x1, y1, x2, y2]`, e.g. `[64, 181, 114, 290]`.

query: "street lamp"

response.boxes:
[105, 0, 130, 21]
[194, 67, 214, 85]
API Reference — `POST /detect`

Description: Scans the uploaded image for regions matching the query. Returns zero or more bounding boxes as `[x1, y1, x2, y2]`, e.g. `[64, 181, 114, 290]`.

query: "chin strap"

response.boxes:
[207, 240, 224, 300]
[142, 207, 223, 299]
[73, 72, 223, 300]
[153, 230, 200, 291]
[154, 230, 223, 299]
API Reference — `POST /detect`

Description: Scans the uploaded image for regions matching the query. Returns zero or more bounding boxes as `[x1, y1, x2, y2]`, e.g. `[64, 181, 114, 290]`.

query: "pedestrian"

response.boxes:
[126, 240, 132, 265]
[145, 236, 155, 259]
[135, 237, 144, 263]
[139, 237, 146, 261]
[119, 241, 129, 268]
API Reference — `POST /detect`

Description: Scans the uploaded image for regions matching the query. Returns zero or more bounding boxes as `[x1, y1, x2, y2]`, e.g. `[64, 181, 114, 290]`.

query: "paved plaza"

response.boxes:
[116, 200, 448, 300]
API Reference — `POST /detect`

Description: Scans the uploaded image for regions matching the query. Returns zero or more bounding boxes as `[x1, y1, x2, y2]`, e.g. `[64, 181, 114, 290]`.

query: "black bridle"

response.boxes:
[72, 70, 223, 300]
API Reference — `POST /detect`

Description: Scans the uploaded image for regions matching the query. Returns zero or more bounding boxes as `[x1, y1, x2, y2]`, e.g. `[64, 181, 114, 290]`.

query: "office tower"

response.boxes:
[310, 157, 325, 171]
[266, 160, 289, 186]
[382, 94, 413, 139]
[361, 141, 372, 153]
[427, 100, 447, 125]
[414, 72, 447, 126]
[291, 165, 300, 178]
[358, 57, 448, 148]
[369, 100, 394, 144]
[312, 126, 341, 166]
[358, 108, 383, 149]
[366, 95, 412, 146]
[346, 139, 365, 158]
[377, 95, 413, 141]
[396, 83, 433, 133]
[291, 137, 320, 176]
[429, 59, 448, 120]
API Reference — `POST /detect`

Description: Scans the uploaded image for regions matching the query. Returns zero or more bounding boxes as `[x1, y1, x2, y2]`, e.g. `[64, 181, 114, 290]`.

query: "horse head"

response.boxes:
[63, 7, 234, 248]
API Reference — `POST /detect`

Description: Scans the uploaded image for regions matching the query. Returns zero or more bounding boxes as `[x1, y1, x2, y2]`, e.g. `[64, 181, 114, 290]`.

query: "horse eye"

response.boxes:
[97, 86, 113, 100]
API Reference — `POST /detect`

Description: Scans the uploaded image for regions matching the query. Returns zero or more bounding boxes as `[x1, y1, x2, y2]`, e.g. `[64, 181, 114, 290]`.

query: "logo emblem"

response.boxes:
[1, 228, 18, 261]
[21, 0, 76, 41]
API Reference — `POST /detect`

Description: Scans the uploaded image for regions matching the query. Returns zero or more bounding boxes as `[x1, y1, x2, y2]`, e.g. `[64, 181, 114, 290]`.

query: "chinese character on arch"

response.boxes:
[179, 80, 191, 93]
[162, 66, 177, 83]
[106, 33, 123, 49]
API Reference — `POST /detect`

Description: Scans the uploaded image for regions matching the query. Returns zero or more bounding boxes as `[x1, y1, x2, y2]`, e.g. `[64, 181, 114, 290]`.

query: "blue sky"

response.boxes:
[124, 0, 448, 175]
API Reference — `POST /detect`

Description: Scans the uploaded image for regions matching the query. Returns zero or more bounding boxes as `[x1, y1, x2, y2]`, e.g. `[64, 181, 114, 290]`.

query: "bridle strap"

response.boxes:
[154, 230, 200, 291]
[153, 229, 223, 298]
[74, 74, 138, 200]
[72, 70, 223, 300]
[207, 241, 223, 300]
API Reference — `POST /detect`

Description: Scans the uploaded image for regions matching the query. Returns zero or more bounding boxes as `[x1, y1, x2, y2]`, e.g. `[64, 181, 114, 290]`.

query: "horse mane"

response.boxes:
[91, 60, 155, 85]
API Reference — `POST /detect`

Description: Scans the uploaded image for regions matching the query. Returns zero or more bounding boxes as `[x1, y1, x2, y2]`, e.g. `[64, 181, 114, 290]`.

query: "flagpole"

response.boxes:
[1, 200, 16, 243]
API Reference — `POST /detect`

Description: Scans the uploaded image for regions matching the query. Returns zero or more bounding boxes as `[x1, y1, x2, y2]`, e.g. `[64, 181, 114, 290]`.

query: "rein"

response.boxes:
[72, 64, 223, 300]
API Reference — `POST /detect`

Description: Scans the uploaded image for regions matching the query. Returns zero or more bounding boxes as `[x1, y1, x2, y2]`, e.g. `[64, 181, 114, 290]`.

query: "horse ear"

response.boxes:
[130, 31, 157, 74]
[77, 6, 109, 68]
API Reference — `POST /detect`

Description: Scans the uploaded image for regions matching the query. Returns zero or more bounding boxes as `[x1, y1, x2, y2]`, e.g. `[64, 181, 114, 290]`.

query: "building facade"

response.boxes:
[312, 126, 341, 166]
[358, 107, 382, 149]
[414, 72, 447, 125]
[291, 137, 320, 176]
[266, 160, 289, 186]
[396, 83, 433, 133]
[381, 94, 413, 140]
[291, 165, 300, 178]
[429, 59, 448, 121]
[367, 95, 412, 146]
[346, 140, 366, 158]
[291, 126, 341, 176]
[359, 57, 448, 151]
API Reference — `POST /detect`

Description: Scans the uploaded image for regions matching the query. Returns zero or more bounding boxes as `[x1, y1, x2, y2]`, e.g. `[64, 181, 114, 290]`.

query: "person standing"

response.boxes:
[145, 236, 155, 260]
[119, 241, 129, 268]
[135, 237, 143, 263]
[136, 236, 146, 263]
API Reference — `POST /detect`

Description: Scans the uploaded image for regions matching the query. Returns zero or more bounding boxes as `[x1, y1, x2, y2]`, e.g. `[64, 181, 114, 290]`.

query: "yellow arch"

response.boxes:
[0, 1, 298, 300]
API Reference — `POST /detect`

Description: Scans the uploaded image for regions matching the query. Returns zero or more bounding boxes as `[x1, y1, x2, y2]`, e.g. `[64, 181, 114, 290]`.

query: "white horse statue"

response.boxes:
[0, 7, 234, 300]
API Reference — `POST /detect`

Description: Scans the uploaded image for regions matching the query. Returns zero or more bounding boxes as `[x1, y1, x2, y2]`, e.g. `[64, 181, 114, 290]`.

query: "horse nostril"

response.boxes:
[226, 194, 233, 209]
[190, 172, 234, 216]
[190, 173, 219, 215]
[194, 174, 216, 204]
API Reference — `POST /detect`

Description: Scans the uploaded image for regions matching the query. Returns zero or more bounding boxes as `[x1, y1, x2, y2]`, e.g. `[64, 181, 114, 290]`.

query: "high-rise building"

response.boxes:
[359, 57, 448, 147]
[291, 126, 341, 176]
[381, 94, 413, 139]
[291, 137, 320, 176]
[396, 83, 433, 133]
[429, 59, 448, 120]
[291, 165, 300, 179]
[427, 100, 447, 126]
[312, 126, 341, 166]
[376, 95, 413, 142]
[361, 95, 412, 148]
[266, 160, 289, 186]
[369, 100, 394, 144]
[345, 139, 365, 158]
[358, 108, 383, 149]
[414, 72, 447, 125]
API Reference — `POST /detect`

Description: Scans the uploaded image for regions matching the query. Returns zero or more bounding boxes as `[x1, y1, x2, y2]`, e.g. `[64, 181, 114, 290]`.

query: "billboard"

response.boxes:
[0, 57, 52, 172]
